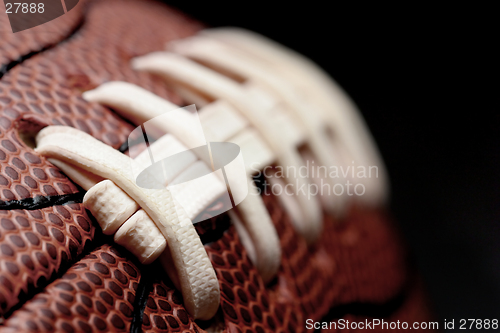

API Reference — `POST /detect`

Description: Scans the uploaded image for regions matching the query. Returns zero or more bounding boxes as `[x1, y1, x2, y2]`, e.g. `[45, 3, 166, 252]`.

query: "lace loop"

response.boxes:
[36, 126, 220, 320]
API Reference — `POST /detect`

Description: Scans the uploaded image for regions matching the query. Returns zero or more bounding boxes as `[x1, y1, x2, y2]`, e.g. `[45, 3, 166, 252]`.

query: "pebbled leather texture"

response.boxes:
[0, 0, 86, 74]
[143, 277, 205, 332]
[0, 203, 94, 315]
[2, 244, 141, 332]
[0, 0, 435, 331]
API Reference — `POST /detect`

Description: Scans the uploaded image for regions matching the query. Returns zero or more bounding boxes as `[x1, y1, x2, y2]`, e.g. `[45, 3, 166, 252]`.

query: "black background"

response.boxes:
[161, 1, 499, 322]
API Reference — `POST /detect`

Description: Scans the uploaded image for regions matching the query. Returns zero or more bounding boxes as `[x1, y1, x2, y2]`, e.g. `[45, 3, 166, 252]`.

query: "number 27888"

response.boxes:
[5, 3, 45, 14]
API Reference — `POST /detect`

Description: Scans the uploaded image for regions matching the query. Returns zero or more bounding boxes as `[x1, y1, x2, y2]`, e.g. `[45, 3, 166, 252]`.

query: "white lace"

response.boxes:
[34, 28, 387, 320]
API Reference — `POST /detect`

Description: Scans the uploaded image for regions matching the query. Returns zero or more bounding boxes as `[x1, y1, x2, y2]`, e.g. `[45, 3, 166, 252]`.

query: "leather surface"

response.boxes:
[0, 203, 94, 316]
[0, 0, 86, 73]
[0, 0, 200, 320]
[2, 244, 140, 332]
[1, 194, 434, 332]
[0, 0, 435, 331]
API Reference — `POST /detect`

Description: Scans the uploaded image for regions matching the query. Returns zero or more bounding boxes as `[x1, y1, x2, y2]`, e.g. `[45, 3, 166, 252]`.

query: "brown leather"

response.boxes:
[0, 0, 435, 331]
[0, 113, 80, 201]
[0, 203, 94, 315]
[0, 0, 200, 319]
[1, 192, 433, 332]
[0, 0, 86, 72]
[2, 244, 140, 332]
[143, 278, 205, 333]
